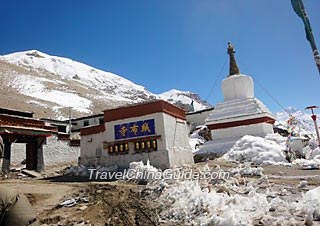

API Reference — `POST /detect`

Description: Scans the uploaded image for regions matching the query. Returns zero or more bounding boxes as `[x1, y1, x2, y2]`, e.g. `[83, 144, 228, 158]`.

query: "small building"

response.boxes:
[41, 118, 71, 141]
[79, 100, 194, 169]
[41, 118, 69, 133]
[71, 114, 104, 132]
[0, 108, 56, 172]
[186, 107, 214, 132]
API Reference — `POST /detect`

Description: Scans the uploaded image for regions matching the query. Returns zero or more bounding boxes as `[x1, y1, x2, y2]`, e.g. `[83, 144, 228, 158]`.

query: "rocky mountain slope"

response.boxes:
[0, 50, 210, 119]
[275, 107, 319, 136]
[159, 89, 211, 112]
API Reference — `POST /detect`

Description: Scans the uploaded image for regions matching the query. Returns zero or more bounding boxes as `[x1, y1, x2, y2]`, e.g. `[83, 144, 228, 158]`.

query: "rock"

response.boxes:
[78, 205, 88, 211]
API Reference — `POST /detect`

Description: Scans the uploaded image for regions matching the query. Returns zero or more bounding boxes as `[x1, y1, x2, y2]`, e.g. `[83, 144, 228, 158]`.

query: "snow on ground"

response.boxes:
[222, 134, 288, 165]
[189, 137, 205, 153]
[8, 72, 92, 113]
[2, 50, 213, 117]
[1, 50, 154, 101]
[189, 127, 207, 152]
[159, 180, 269, 225]
[27, 100, 48, 108]
[195, 130, 320, 167]
[64, 160, 160, 180]
[229, 163, 264, 177]
[11, 136, 80, 166]
[65, 164, 118, 177]
[299, 186, 320, 220]
[138, 161, 320, 225]
[123, 160, 161, 183]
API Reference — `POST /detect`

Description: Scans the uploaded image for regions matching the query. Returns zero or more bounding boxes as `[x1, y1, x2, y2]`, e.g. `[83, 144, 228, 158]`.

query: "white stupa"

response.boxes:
[197, 42, 275, 157]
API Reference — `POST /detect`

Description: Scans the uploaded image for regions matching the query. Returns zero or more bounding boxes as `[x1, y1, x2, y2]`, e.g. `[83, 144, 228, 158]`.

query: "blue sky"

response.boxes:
[1, 0, 319, 113]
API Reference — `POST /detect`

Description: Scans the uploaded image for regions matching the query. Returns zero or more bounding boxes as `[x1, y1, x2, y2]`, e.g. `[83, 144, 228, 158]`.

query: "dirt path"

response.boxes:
[0, 179, 74, 214]
[1, 160, 319, 225]
[1, 179, 160, 226]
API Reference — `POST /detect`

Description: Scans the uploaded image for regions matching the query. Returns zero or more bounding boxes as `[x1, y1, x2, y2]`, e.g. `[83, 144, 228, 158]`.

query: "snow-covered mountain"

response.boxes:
[0, 50, 210, 119]
[159, 89, 211, 112]
[275, 106, 319, 136]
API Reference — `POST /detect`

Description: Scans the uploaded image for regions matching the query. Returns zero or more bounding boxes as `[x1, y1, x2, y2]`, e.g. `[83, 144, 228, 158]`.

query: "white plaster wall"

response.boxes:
[73, 116, 104, 131]
[211, 123, 274, 140]
[163, 114, 194, 166]
[79, 112, 194, 169]
[104, 112, 166, 151]
[81, 150, 170, 170]
[198, 123, 274, 156]
[77, 112, 169, 169]
[222, 74, 254, 101]
[206, 98, 274, 123]
[80, 131, 105, 158]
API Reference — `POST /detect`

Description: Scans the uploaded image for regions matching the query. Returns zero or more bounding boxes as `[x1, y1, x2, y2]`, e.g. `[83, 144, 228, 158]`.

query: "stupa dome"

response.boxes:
[222, 74, 254, 101]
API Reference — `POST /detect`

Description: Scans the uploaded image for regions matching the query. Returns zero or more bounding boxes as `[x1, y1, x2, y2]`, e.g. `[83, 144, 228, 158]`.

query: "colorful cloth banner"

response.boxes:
[291, 0, 320, 74]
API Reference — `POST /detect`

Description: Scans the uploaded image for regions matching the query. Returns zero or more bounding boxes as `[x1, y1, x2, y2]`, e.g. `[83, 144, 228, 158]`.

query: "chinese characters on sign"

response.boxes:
[114, 119, 155, 140]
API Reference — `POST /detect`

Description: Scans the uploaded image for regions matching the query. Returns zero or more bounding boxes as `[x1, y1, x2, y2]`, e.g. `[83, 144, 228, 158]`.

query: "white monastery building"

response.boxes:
[198, 42, 276, 156]
[79, 100, 194, 169]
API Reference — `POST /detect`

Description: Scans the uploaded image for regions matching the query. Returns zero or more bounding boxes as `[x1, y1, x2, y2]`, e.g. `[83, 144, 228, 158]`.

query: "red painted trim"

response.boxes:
[0, 114, 45, 127]
[0, 131, 52, 137]
[80, 124, 105, 136]
[207, 117, 275, 130]
[58, 133, 70, 140]
[103, 100, 186, 122]
[0, 114, 57, 134]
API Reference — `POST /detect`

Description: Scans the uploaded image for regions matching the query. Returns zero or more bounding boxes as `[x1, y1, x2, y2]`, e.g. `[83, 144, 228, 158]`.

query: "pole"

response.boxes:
[306, 106, 320, 147]
[311, 113, 320, 147]
[69, 107, 72, 136]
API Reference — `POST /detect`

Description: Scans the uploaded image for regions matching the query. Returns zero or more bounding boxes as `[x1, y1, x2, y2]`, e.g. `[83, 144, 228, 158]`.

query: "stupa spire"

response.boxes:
[227, 42, 240, 77]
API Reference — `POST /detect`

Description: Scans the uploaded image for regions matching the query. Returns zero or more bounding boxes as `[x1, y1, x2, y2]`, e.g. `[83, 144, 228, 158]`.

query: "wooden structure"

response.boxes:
[0, 108, 56, 172]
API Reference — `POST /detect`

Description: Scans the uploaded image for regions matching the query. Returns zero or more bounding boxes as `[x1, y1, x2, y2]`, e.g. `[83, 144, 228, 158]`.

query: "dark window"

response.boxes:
[57, 125, 67, 133]
[99, 118, 104, 124]
[83, 120, 89, 127]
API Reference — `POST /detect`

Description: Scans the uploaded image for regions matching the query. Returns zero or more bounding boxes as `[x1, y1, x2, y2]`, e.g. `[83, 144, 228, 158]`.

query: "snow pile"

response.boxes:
[293, 142, 320, 169]
[65, 165, 90, 177]
[229, 163, 264, 177]
[189, 126, 207, 152]
[298, 186, 320, 221]
[293, 158, 320, 170]
[265, 133, 287, 149]
[138, 160, 318, 225]
[305, 146, 320, 160]
[64, 164, 118, 177]
[123, 160, 161, 184]
[159, 180, 269, 225]
[293, 146, 320, 170]
[223, 135, 288, 165]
